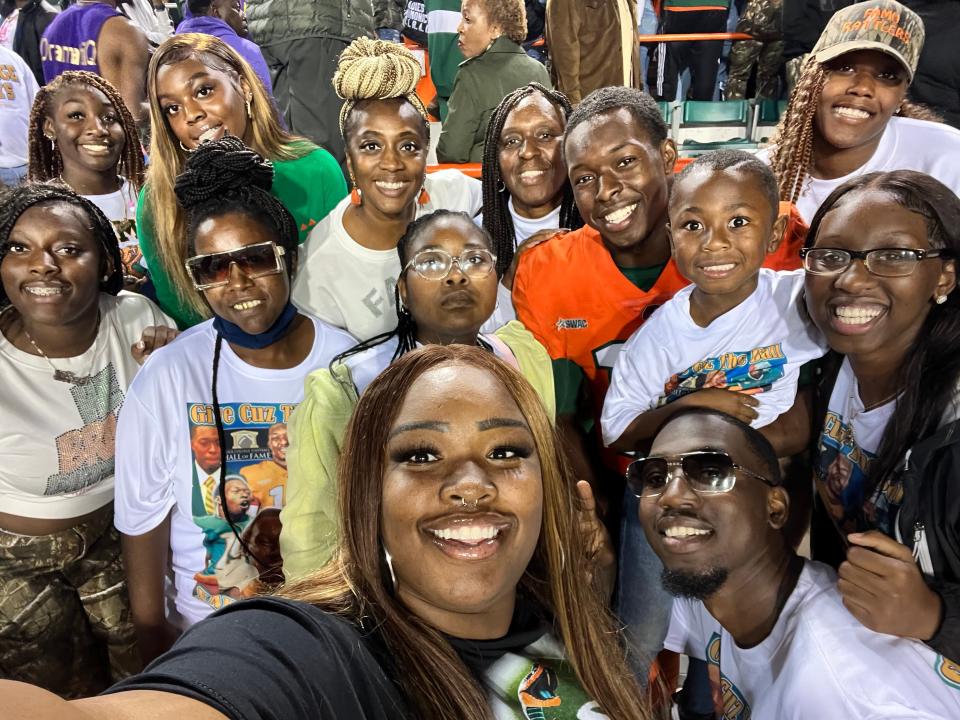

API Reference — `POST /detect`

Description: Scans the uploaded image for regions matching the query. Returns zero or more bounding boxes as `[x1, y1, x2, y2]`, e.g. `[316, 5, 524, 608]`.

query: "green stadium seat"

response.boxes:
[682, 100, 750, 126]
[657, 101, 672, 124]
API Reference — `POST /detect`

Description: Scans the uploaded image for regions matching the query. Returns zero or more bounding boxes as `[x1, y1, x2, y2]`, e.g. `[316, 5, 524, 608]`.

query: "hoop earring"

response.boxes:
[45, 134, 56, 153]
[383, 548, 397, 589]
[497, 179, 506, 193]
[178, 140, 194, 153]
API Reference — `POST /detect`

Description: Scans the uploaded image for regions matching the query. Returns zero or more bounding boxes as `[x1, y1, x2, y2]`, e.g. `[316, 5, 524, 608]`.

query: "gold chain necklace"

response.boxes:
[20, 313, 102, 385]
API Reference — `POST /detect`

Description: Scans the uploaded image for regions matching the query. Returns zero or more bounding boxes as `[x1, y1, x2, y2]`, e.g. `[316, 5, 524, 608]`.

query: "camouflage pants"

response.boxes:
[726, 0, 784, 100]
[0, 504, 140, 697]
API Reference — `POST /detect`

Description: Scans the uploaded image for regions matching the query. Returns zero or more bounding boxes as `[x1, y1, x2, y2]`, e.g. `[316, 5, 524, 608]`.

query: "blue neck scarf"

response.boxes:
[213, 301, 299, 349]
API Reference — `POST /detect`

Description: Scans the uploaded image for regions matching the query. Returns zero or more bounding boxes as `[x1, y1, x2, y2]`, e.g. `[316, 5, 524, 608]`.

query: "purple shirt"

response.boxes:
[176, 15, 273, 95]
[40, 2, 119, 83]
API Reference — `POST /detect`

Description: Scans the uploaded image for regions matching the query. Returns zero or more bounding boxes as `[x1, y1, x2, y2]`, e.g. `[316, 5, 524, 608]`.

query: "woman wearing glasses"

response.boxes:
[281, 210, 555, 577]
[802, 170, 960, 663]
[291, 38, 482, 342]
[113, 137, 356, 664]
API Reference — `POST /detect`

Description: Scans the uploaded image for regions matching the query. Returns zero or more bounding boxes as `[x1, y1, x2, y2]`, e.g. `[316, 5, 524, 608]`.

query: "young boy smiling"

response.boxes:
[602, 151, 827, 457]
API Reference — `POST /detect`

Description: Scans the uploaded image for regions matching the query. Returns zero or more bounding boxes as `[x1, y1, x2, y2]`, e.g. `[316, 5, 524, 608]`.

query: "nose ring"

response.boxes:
[460, 498, 479, 510]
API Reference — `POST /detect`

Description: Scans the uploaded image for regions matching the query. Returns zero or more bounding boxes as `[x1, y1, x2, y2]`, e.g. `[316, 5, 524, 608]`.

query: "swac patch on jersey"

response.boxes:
[555, 318, 589, 330]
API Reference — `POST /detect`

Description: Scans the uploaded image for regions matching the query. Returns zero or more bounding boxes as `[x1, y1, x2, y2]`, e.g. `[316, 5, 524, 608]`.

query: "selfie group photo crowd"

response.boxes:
[2, 0, 960, 718]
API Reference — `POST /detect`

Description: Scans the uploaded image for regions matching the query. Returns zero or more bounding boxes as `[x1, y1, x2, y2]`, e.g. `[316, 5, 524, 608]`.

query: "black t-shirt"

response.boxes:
[106, 596, 553, 720]
[106, 598, 411, 719]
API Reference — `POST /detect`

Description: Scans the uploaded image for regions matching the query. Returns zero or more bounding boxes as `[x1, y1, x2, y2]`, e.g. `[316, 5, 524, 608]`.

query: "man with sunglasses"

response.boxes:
[636, 408, 960, 719]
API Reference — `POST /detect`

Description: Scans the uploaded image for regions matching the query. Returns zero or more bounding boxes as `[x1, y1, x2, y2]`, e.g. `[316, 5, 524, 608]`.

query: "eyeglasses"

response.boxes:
[800, 247, 951, 278]
[185, 241, 286, 290]
[625, 451, 775, 498]
[402, 248, 497, 281]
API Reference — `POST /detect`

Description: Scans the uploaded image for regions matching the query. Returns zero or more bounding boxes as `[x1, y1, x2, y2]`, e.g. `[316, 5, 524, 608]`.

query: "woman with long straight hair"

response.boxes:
[138, 34, 347, 328]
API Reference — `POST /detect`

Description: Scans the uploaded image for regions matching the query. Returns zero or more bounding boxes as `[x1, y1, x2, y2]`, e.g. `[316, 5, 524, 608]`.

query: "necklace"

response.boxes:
[20, 313, 102, 385]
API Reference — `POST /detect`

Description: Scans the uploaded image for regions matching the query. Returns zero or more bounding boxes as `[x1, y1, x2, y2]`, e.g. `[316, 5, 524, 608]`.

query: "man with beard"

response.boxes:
[637, 409, 960, 719]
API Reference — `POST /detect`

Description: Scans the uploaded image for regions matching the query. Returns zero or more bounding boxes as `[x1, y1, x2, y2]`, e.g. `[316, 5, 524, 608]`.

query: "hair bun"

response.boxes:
[334, 37, 421, 102]
[174, 135, 275, 209]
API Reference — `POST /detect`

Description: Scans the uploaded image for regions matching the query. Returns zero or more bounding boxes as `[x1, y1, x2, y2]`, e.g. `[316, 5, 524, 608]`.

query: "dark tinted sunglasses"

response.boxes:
[185, 241, 286, 291]
[625, 450, 775, 498]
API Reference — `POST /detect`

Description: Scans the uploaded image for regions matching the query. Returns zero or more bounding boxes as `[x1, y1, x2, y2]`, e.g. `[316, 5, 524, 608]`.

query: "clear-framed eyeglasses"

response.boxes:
[402, 248, 498, 281]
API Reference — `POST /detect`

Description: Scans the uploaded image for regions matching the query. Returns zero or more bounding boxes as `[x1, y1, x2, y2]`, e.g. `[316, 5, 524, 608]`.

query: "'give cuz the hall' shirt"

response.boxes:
[114, 315, 355, 627]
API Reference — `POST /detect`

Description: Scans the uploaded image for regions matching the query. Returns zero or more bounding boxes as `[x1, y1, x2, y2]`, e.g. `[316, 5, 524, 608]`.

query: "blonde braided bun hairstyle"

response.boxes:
[334, 37, 429, 139]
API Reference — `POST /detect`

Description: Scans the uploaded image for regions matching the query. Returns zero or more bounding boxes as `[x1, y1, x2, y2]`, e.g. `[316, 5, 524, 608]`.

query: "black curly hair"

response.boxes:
[0, 181, 123, 310]
[174, 135, 300, 276]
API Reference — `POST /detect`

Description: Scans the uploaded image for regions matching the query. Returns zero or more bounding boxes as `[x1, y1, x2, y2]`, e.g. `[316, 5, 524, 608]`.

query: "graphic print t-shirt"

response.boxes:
[0, 293, 172, 519]
[815, 358, 898, 535]
[114, 316, 355, 626]
[602, 269, 826, 446]
[664, 561, 960, 720]
[84, 179, 144, 281]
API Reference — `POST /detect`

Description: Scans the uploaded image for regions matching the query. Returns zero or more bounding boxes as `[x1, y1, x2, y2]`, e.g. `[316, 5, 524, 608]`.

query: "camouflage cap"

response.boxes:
[812, 0, 925, 81]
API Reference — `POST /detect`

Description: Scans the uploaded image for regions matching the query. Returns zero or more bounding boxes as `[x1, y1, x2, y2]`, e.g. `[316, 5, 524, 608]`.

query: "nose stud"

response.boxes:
[460, 498, 479, 510]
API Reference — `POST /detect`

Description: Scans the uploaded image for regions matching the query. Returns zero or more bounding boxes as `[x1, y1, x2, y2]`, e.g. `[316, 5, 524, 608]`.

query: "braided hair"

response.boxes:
[173, 135, 299, 270]
[332, 210, 494, 367]
[0, 181, 124, 310]
[481, 82, 582, 275]
[334, 37, 429, 141]
[27, 71, 145, 191]
[771, 58, 943, 204]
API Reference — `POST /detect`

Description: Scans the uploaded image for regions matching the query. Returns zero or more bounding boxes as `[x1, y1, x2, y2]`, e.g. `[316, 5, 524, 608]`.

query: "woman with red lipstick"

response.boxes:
[804, 169, 960, 664]
[114, 138, 355, 664]
[4, 345, 651, 720]
[436, 0, 551, 163]
[0, 182, 172, 695]
[765, 0, 960, 224]
[137, 34, 347, 329]
[292, 38, 481, 342]
[281, 210, 554, 577]
[27, 71, 147, 288]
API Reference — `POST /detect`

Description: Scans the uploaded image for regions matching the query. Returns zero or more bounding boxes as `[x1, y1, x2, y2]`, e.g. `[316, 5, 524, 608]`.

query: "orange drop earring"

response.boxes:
[417, 177, 430, 206]
[349, 171, 362, 206]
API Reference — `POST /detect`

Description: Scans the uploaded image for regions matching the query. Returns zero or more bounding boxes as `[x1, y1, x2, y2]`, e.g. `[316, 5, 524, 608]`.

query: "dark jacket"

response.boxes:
[7, 0, 57, 85]
[545, 0, 640, 104]
[436, 36, 552, 163]
[813, 354, 960, 661]
[900, 0, 960, 130]
[782, 0, 854, 61]
[244, 0, 376, 47]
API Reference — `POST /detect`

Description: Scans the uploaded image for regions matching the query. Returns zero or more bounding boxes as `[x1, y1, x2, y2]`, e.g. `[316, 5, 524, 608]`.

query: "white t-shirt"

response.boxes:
[664, 561, 960, 720]
[602, 269, 827, 446]
[0, 44, 39, 169]
[814, 357, 899, 536]
[114, 315, 355, 627]
[759, 117, 960, 224]
[477, 198, 561, 333]
[0, 10, 17, 50]
[0, 292, 172, 519]
[292, 169, 482, 341]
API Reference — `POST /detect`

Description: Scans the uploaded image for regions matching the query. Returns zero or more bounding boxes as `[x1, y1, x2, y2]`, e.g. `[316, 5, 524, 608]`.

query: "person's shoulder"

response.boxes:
[147, 318, 214, 364]
[104, 291, 174, 330]
[520, 226, 602, 275]
[310, 315, 358, 354]
[277, 142, 340, 173]
[891, 115, 960, 140]
[425, 170, 482, 213]
[302, 198, 350, 252]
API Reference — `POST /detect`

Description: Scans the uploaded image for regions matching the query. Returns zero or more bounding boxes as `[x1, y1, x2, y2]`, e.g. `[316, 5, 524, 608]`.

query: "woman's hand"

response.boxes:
[576, 480, 616, 601]
[838, 530, 943, 640]
[132, 325, 180, 364]
[501, 228, 569, 291]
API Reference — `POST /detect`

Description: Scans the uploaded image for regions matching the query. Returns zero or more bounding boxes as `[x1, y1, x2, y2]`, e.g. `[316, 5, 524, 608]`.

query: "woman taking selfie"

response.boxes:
[6, 344, 650, 720]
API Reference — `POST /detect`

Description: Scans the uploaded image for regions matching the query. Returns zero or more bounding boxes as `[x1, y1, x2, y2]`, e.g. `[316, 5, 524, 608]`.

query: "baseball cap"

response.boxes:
[811, 0, 925, 81]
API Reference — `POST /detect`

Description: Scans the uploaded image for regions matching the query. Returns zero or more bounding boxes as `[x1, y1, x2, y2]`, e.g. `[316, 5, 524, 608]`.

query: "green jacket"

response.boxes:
[137, 144, 347, 329]
[245, 0, 378, 46]
[280, 320, 556, 579]
[436, 36, 552, 163]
